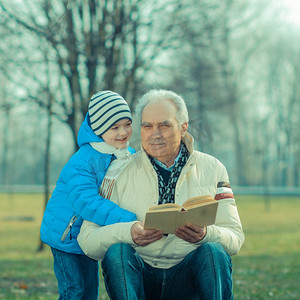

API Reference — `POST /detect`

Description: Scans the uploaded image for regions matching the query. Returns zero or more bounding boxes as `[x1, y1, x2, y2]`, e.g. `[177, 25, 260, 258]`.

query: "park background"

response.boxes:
[0, 0, 300, 299]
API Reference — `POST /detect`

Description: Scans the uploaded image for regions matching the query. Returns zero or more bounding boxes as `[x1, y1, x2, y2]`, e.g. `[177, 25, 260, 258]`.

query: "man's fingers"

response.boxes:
[131, 222, 163, 246]
[135, 234, 163, 246]
[175, 224, 207, 243]
[142, 229, 162, 237]
[183, 223, 202, 233]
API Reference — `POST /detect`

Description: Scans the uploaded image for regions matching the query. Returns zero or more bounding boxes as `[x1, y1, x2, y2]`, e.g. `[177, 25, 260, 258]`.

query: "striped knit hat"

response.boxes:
[88, 91, 132, 136]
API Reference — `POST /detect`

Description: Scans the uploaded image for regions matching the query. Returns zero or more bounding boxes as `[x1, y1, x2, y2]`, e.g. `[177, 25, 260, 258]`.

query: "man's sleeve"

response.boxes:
[77, 220, 137, 260]
[195, 162, 245, 255]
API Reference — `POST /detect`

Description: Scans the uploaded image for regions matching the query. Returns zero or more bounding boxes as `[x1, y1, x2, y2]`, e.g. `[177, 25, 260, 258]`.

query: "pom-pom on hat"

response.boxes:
[88, 90, 132, 136]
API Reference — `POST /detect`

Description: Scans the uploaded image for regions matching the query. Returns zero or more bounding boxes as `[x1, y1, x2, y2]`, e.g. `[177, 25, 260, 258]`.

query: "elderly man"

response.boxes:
[78, 89, 244, 300]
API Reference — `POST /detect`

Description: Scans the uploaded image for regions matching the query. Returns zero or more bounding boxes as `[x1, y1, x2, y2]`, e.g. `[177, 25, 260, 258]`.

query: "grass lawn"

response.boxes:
[232, 195, 300, 299]
[0, 193, 299, 299]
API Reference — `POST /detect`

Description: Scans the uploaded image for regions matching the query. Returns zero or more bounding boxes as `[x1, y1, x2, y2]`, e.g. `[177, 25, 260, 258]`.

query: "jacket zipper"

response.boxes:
[61, 215, 78, 241]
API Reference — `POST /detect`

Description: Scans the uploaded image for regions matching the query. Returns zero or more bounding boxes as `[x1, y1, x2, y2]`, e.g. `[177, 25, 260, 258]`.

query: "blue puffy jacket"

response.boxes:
[40, 114, 136, 254]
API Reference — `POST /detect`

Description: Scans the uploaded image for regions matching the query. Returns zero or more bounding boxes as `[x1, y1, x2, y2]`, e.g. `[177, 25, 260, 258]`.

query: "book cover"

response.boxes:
[144, 195, 218, 234]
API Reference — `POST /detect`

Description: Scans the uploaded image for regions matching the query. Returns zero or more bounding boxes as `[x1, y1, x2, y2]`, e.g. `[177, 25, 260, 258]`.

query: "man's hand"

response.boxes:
[131, 221, 163, 246]
[175, 223, 207, 243]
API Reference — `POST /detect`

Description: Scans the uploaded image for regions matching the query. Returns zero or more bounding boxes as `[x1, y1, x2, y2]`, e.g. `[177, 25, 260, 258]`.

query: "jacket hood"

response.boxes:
[182, 132, 194, 154]
[77, 113, 104, 147]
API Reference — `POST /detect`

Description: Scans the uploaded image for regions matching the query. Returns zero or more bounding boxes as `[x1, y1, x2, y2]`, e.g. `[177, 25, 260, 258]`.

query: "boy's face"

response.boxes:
[101, 118, 132, 148]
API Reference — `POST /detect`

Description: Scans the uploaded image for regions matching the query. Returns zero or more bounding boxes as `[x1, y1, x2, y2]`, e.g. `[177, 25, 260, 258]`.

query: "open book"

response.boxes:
[144, 195, 218, 234]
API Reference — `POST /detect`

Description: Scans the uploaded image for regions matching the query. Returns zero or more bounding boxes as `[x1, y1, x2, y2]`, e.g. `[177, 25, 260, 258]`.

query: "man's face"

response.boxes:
[141, 100, 188, 167]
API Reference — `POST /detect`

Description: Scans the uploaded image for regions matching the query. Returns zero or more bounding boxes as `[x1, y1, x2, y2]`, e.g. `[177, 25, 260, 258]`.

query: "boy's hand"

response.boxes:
[131, 221, 163, 246]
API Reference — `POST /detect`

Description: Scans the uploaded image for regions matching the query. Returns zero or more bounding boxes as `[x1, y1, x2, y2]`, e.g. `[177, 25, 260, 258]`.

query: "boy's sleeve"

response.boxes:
[66, 159, 137, 226]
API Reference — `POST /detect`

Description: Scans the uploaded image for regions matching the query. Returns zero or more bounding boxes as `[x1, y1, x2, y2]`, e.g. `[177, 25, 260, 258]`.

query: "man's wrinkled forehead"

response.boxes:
[141, 100, 176, 120]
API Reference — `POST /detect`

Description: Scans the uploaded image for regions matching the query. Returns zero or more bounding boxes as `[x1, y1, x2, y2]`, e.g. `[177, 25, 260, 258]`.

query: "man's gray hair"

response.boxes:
[135, 89, 189, 125]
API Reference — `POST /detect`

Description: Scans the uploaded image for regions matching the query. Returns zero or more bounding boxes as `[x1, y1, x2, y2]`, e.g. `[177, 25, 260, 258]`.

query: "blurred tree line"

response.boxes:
[0, 0, 299, 192]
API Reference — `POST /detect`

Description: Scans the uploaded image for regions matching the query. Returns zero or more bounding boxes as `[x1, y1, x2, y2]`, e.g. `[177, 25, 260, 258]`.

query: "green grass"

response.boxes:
[0, 193, 299, 299]
[232, 195, 300, 299]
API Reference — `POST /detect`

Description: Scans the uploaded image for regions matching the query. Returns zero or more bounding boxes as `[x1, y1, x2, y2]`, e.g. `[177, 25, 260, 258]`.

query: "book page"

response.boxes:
[179, 202, 218, 227]
[144, 210, 180, 232]
[147, 203, 181, 212]
[182, 195, 215, 209]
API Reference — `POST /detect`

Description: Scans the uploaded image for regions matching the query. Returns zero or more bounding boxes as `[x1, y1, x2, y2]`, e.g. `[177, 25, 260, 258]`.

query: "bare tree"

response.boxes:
[0, 80, 11, 187]
[168, 0, 279, 185]
[264, 27, 300, 187]
[0, 0, 183, 250]
[1, 0, 181, 147]
[37, 44, 54, 251]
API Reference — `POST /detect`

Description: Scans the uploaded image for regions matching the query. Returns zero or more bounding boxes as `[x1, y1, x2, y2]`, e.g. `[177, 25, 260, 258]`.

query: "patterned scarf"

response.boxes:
[149, 143, 189, 205]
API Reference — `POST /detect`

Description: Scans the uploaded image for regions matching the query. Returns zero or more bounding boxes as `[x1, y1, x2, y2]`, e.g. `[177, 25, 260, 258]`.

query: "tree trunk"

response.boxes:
[37, 53, 53, 252]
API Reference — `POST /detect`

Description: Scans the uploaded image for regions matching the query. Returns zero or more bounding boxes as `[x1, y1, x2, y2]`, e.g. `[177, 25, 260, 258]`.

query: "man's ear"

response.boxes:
[181, 122, 188, 137]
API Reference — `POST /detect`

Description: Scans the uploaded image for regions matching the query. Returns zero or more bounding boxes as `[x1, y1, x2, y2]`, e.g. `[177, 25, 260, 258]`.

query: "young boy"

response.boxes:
[40, 90, 136, 300]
